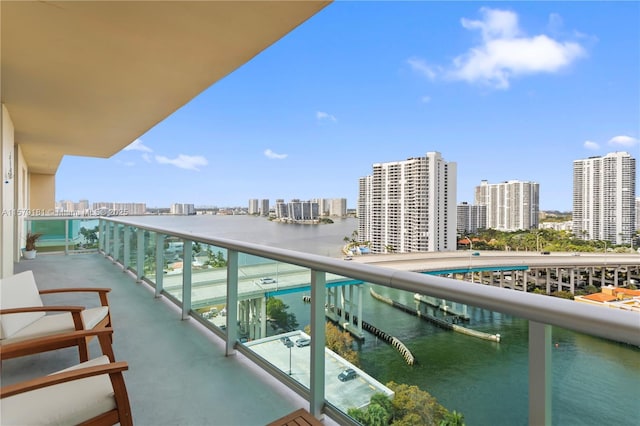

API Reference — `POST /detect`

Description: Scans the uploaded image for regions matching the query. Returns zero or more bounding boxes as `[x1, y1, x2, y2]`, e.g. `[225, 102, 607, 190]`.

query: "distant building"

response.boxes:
[572, 152, 636, 244]
[314, 198, 347, 217]
[574, 285, 640, 312]
[275, 199, 319, 221]
[260, 199, 270, 217]
[170, 203, 195, 215]
[635, 196, 640, 231]
[457, 202, 486, 234]
[475, 180, 539, 232]
[92, 202, 147, 215]
[358, 151, 456, 253]
[248, 199, 259, 215]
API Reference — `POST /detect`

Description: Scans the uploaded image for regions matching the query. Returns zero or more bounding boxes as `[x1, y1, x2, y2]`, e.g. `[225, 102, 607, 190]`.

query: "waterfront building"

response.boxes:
[456, 202, 487, 234]
[260, 198, 270, 217]
[635, 196, 640, 231]
[315, 197, 347, 217]
[93, 202, 147, 215]
[248, 199, 259, 215]
[574, 285, 640, 312]
[474, 180, 540, 232]
[572, 152, 636, 244]
[358, 152, 457, 253]
[170, 203, 195, 215]
[275, 199, 319, 221]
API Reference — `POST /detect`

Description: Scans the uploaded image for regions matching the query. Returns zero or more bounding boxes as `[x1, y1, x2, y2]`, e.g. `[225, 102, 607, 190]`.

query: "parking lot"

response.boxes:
[246, 332, 393, 412]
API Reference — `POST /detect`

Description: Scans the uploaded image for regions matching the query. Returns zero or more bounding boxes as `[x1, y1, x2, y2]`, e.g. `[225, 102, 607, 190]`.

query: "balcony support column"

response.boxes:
[136, 229, 144, 282]
[310, 269, 326, 420]
[226, 250, 239, 356]
[181, 239, 192, 320]
[529, 321, 552, 426]
[155, 234, 164, 298]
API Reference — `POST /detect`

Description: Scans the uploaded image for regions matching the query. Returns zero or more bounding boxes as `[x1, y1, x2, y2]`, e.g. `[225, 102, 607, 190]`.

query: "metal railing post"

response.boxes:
[123, 226, 130, 272]
[181, 239, 192, 320]
[310, 269, 326, 419]
[155, 234, 164, 298]
[136, 228, 144, 282]
[226, 250, 239, 356]
[529, 321, 552, 426]
[112, 224, 120, 263]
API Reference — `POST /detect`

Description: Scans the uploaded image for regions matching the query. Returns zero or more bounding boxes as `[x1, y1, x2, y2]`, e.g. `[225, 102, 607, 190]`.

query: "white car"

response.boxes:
[259, 277, 277, 284]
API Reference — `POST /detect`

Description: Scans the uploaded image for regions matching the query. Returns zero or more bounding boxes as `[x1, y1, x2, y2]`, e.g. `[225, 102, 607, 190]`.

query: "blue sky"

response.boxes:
[56, 1, 639, 211]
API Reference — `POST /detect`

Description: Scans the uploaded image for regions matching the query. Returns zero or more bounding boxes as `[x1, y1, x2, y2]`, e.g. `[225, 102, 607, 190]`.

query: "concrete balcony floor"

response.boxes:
[4, 252, 336, 425]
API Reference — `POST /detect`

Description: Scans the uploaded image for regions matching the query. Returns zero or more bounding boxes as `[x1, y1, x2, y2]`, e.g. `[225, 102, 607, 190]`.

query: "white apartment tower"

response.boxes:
[475, 180, 539, 231]
[248, 199, 259, 215]
[358, 152, 457, 253]
[572, 152, 636, 245]
[457, 202, 487, 234]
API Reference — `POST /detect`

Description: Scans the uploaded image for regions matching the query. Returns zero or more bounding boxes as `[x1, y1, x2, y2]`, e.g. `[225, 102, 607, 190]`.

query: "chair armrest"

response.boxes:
[40, 288, 111, 307]
[1, 328, 115, 362]
[0, 306, 84, 315]
[1, 306, 85, 331]
[1, 360, 128, 398]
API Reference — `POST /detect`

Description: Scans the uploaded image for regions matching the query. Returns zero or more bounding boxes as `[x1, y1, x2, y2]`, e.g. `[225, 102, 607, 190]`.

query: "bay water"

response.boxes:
[127, 215, 639, 425]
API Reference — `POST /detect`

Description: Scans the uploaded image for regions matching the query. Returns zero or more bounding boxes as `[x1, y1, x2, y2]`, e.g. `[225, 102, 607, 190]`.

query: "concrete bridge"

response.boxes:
[156, 251, 640, 340]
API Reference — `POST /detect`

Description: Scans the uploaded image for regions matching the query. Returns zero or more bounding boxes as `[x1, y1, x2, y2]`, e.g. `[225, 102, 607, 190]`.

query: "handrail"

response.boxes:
[100, 216, 640, 346]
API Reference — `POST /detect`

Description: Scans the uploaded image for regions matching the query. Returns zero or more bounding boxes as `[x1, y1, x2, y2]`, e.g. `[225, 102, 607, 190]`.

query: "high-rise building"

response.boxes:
[474, 180, 539, 231]
[358, 152, 456, 253]
[170, 203, 195, 215]
[260, 199, 270, 217]
[635, 196, 640, 232]
[248, 199, 259, 215]
[457, 202, 487, 234]
[572, 152, 636, 244]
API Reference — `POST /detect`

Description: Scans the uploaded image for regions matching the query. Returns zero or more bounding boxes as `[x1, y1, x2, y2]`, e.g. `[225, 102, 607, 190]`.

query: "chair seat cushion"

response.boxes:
[1, 307, 109, 344]
[0, 355, 116, 425]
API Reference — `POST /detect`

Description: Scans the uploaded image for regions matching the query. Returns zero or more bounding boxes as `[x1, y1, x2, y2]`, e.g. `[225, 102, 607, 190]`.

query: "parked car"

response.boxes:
[343, 256, 353, 261]
[295, 338, 311, 347]
[259, 277, 277, 284]
[541, 251, 550, 255]
[338, 368, 357, 382]
[472, 252, 480, 256]
[281, 336, 293, 347]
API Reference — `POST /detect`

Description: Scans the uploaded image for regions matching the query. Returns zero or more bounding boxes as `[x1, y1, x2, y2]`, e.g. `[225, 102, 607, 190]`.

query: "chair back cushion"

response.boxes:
[0, 270, 45, 339]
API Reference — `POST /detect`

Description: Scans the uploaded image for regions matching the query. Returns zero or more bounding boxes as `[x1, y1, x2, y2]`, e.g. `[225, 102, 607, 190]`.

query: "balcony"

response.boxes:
[3, 216, 639, 425]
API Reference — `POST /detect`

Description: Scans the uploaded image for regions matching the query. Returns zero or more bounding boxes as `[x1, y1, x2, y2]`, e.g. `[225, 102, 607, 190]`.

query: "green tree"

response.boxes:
[266, 297, 298, 330]
[304, 322, 360, 366]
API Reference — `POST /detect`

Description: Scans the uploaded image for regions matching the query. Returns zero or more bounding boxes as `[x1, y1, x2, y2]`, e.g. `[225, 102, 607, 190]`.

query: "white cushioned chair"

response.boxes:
[1, 353, 132, 425]
[0, 270, 112, 363]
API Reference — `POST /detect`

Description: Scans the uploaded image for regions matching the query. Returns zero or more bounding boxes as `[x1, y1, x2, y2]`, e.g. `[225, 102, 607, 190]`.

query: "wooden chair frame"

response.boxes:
[1, 287, 112, 363]
[1, 329, 131, 426]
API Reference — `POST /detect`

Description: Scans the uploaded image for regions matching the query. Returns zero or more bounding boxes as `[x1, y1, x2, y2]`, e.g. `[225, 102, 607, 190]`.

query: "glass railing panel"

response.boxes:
[190, 243, 228, 333]
[75, 218, 100, 251]
[114, 223, 124, 264]
[128, 226, 138, 272]
[239, 255, 312, 385]
[550, 326, 640, 426]
[142, 230, 158, 283]
[161, 236, 185, 302]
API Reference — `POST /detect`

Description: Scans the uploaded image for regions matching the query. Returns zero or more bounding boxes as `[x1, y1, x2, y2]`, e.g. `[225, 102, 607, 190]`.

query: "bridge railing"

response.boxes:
[61, 217, 640, 425]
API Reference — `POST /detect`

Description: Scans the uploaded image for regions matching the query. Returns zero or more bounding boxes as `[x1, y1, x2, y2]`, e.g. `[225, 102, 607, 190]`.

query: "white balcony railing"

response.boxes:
[25, 216, 640, 425]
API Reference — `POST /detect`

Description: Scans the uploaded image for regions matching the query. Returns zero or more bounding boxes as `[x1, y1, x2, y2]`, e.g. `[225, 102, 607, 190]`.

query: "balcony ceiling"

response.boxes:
[1, 0, 330, 174]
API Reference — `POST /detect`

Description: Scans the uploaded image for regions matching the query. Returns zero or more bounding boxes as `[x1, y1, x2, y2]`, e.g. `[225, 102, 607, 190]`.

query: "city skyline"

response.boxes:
[54, 2, 639, 211]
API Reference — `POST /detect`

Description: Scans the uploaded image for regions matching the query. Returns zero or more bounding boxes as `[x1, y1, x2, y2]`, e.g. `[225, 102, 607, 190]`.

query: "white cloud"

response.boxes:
[410, 8, 586, 90]
[316, 111, 337, 122]
[124, 139, 153, 153]
[421, 95, 431, 103]
[141, 153, 152, 163]
[608, 135, 638, 147]
[583, 140, 599, 150]
[264, 149, 288, 160]
[155, 154, 208, 171]
[407, 58, 437, 80]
